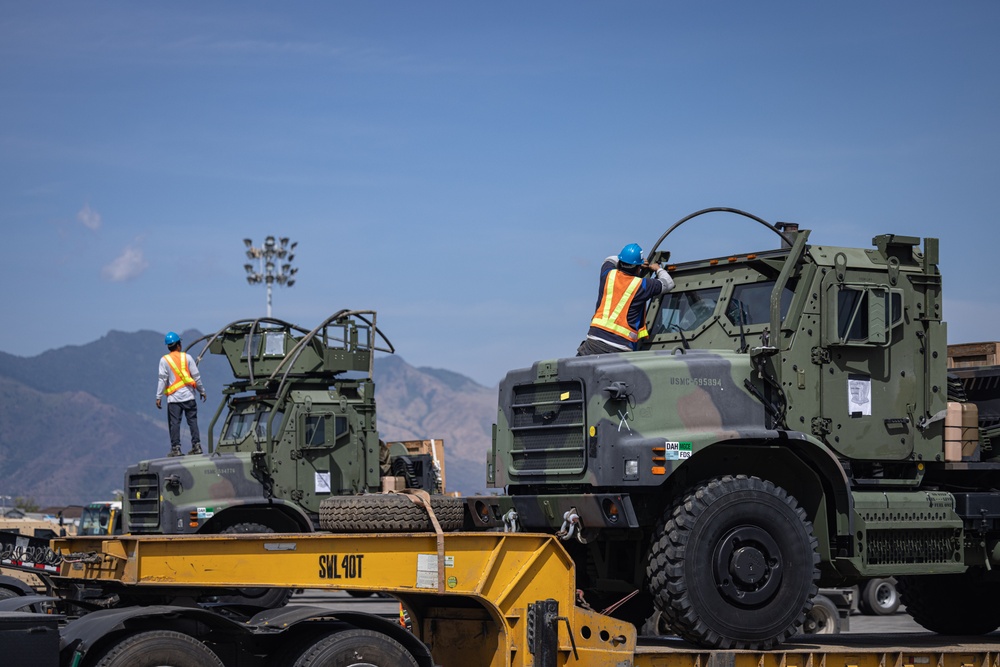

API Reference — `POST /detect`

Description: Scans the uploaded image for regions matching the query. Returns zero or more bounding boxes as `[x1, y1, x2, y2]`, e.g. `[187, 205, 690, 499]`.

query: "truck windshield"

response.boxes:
[80, 506, 111, 536]
[223, 406, 285, 441]
[654, 287, 723, 333]
[725, 281, 796, 326]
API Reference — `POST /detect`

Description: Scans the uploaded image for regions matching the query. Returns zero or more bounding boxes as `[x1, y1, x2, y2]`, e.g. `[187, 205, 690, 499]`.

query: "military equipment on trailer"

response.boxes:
[124, 310, 443, 537]
[470, 208, 1000, 650]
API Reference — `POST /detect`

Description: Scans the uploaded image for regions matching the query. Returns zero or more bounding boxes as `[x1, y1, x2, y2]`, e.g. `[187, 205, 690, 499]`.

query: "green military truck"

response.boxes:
[468, 208, 1000, 649]
[124, 310, 454, 540]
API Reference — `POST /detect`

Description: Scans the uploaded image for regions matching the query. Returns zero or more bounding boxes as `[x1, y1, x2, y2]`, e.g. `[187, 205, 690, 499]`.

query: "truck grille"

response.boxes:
[127, 472, 160, 532]
[866, 529, 960, 566]
[509, 381, 586, 475]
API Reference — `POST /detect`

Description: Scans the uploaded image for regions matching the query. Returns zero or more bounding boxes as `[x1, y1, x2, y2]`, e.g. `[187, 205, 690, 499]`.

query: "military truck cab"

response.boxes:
[124, 310, 402, 536]
[475, 208, 1000, 650]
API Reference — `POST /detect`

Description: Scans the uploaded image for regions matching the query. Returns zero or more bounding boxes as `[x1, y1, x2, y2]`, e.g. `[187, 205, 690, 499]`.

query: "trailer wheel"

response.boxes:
[898, 573, 1000, 635]
[319, 494, 464, 532]
[801, 594, 840, 634]
[293, 628, 419, 667]
[857, 578, 899, 616]
[93, 630, 224, 667]
[647, 475, 819, 650]
[210, 523, 293, 608]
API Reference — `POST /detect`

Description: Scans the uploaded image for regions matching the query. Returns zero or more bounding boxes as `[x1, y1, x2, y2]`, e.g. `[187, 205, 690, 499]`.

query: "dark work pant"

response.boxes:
[576, 337, 627, 356]
[167, 399, 201, 450]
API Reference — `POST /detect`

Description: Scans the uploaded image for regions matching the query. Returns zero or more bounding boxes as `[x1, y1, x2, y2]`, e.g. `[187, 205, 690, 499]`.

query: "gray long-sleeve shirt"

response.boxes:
[156, 352, 206, 403]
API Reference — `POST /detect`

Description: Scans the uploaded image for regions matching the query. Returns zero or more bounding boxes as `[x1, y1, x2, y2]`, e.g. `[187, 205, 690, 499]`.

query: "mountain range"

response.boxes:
[0, 329, 498, 507]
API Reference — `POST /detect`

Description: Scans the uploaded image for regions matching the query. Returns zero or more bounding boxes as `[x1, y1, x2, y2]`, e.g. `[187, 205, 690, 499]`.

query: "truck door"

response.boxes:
[296, 410, 350, 511]
[819, 258, 912, 461]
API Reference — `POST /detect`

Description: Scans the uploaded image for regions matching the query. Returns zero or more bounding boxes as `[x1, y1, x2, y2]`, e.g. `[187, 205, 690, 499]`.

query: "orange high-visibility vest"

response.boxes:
[590, 270, 645, 342]
[163, 350, 196, 395]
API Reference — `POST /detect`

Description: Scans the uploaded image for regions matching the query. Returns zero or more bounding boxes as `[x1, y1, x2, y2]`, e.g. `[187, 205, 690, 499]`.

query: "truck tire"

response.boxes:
[93, 630, 224, 667]
[212, 523, 293, 609]
[857, 577, 899, 616]
[646, 475, 819, 650]
[293, 628, 419, 667]
[898, 573, 1000, 635]
[801, 594, 840, 634]
[319, 494, 464, 532]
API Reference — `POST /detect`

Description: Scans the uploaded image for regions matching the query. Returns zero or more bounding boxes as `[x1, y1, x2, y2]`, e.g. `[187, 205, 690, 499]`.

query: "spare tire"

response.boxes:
[319, 494, 464, 532]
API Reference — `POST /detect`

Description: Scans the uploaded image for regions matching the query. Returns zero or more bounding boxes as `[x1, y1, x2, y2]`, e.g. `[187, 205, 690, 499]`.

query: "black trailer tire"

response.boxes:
[858, 578, 899, 616]
[293, 628, 419, 667]
[319, 494, 464, 532]
[647, 475, 820, 650]
[93, 630, 224, 667]
[0, 587, 19, 601]
[211, 523, 293, 608]
[801, 594, 840, 635]
[898, 573, 1000, 635]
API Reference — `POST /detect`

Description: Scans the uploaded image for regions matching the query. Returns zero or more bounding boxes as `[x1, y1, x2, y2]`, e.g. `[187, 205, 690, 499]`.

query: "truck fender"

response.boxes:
[0, 593, 57, 613]
[246, 605, 433, 666]
[0, 574, 35, 597]
[60, 604, 249, 663]
[781, 430, 856, 536]
[200, 499, 315, 533]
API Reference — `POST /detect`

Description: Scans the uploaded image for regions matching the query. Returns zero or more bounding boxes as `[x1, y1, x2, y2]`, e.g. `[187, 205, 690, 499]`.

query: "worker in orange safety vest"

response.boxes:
[155, 331, 207, 457]
[577, 243, 674, 356]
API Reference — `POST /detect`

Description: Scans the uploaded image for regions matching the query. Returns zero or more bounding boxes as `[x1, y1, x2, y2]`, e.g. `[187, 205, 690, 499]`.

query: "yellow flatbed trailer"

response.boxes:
[39, 532, 1000, 667]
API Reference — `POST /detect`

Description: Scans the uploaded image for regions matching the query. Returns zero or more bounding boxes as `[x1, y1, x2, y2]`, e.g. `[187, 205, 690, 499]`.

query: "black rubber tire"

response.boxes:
[800, 594, 840, 635]
[293, 628, 419, 667]
[93, 630, 224, 667]
[857, 577, 899, 616]
[211, 523, 293, 608]
[898, 573, 1000, 635]
[646, 475, 819, 650]
[319, 494, 464, 532]
[0, 587, 19, 601]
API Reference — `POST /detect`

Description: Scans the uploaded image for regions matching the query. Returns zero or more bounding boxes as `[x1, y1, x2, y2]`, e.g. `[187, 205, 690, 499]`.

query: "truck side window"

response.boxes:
[302, 415, 347, 447]
[305, 415, 326, 446]
[833, 287, 902, 344]
[837, 288, 868, 341]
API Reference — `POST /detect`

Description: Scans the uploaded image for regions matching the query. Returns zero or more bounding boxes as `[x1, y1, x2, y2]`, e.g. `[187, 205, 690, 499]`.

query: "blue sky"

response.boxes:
[2, 3, 998, 386]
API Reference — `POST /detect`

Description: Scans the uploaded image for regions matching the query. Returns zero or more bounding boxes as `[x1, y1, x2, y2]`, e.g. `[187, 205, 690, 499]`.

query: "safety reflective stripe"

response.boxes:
[590, 270, 643, 341]
[164, 351, 196, 395]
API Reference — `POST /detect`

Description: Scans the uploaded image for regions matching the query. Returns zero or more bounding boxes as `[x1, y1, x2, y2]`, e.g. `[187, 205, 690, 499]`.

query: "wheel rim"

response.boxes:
[803, 604, 836, 633]
[713, 525, 783, 606]
[874, 581, 897, 609]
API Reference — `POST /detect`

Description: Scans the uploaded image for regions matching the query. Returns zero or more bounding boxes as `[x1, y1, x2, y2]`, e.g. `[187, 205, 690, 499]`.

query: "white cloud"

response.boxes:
[101, 242, 149, 282]
[77, 203, 102, 231]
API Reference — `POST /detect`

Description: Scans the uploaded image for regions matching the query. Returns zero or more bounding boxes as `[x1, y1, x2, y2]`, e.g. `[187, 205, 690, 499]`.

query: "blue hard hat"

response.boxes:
[618, 243, 643, 266]
[164, 331, 180, 346]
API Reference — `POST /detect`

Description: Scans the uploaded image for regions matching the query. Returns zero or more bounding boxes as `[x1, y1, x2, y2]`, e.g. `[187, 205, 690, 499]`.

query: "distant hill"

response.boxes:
[0, 331, 495, 506]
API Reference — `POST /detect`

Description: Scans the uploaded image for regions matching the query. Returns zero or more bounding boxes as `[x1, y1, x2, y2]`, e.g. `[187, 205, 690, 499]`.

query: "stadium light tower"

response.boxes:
[243, 236, 298, 318]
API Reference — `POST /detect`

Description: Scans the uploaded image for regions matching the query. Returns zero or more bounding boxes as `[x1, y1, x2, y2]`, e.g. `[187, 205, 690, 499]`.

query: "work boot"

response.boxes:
[188, 444, 203, 456]
[169, 446, 183, 457]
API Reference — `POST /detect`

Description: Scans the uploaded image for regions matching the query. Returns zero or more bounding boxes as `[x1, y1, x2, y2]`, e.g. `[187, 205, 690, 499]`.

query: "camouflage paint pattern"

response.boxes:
[475, 220, 1000, 586]
[125, 312, 385, 534]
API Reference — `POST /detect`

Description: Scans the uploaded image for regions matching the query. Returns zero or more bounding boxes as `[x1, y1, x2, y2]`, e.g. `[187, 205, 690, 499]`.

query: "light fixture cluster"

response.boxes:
[242, 236, 298, 317]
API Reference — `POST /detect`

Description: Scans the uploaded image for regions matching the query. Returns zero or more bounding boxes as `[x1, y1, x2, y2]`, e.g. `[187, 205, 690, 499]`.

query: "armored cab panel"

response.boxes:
[495, 349, 761, 490]
[639, 228, 946, 466]
[210, 315, 376, 380]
